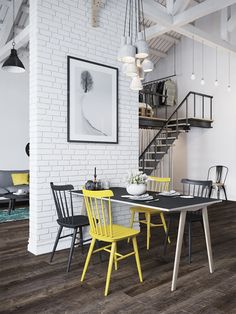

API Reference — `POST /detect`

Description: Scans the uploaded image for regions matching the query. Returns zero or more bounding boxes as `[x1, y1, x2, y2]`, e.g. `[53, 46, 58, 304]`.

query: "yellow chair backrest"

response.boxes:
[147, 176, 170, 192]
[82, 189, 114, 238]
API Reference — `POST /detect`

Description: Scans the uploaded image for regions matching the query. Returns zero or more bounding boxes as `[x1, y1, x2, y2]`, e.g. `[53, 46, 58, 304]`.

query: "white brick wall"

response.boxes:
[28, 0, 139, 255]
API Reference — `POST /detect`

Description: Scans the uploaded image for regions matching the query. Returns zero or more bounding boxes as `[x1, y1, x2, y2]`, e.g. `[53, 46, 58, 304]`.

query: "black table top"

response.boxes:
[72, 187, 221, 212]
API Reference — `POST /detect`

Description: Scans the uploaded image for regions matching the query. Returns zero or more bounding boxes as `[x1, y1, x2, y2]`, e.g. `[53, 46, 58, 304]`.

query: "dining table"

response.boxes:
[72, 187, 221, 292]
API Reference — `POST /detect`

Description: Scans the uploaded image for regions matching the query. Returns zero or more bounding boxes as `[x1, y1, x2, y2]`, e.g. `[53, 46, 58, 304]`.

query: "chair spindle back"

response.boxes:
[147, 176, 170, 192]
[82, 189, 114, 238]
[207, 165, 228, 184]
[50, 182, 74, 221]
[181, 179, 212, 198]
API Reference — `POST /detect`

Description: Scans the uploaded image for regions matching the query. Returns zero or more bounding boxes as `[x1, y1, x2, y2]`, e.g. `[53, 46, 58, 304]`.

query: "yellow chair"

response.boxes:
[81, 189, 143, 296]
[129, 177, 171, 250]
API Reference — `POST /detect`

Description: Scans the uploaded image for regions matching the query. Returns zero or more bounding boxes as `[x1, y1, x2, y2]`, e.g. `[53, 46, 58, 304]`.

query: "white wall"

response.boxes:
[29, 0, 139, 254]
[0, 53, 29, 170]
[147, 14, 236, 199]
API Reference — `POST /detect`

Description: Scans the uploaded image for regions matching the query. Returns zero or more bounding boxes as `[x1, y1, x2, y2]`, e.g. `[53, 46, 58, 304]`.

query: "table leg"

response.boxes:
[8, 199, 15, 215]
[202, 206, 214, 273]
[8, 200, 12, 215]
[171, 210, 187, 292]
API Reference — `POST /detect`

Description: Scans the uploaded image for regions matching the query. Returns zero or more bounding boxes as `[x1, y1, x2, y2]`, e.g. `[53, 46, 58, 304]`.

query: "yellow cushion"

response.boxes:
[11, 173, 29, 186]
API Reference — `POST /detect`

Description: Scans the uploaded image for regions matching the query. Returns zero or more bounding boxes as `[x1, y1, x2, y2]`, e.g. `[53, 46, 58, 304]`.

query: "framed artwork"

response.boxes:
[67, 56, 118, 143]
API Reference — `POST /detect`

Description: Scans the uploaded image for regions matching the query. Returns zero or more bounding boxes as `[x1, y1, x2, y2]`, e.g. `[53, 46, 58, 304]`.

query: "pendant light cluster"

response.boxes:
[117, 0, 153, 90]
[190, 38, 231, 91]
[2, 0, 25, 73]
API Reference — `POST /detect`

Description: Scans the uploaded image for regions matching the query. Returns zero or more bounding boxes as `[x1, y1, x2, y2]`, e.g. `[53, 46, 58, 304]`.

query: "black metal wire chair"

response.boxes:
[207, 165, 228, 200]
[50, 182, 90, 272]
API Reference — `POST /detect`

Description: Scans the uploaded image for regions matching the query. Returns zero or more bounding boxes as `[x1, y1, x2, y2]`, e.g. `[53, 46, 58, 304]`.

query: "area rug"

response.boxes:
[0, 208, 29, 223]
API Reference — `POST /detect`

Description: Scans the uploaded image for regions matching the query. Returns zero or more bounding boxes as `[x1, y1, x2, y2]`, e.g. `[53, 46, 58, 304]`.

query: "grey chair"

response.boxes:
[50, 182, 90, 272]
[207, 165, 228, 200]
[164, 178, 212, 263]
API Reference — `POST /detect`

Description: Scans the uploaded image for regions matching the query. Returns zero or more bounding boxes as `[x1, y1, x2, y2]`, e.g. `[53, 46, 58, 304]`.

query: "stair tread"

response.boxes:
[157, 136, 176, 140]
[140, 159, 161, 162]
[146, 151, 165, 154]
[151, 144, 172, 147]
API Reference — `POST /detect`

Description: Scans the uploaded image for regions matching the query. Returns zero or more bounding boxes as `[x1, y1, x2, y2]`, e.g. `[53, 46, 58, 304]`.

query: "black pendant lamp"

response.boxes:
[2, 0, 25, 73]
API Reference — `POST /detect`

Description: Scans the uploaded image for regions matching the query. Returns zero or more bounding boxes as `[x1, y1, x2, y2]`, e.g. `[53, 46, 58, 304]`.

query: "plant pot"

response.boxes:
[126, 183, 147, 196]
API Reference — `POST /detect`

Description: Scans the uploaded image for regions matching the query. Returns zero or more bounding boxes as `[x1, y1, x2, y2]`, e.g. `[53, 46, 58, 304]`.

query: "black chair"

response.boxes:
[50, 182, 90, 272]
[164, 178, 212, 263]
[207, 165, 228, 200]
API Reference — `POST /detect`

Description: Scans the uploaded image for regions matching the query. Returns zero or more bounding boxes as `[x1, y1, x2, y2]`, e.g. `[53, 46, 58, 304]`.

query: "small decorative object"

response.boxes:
[93, 167, 97, 189]
[126, 171, 148, 196]
[25, 143, 30, 157]
[67, 56, 118, 143]
[102, 181, 110, 189]
[85, 180, 96, 190]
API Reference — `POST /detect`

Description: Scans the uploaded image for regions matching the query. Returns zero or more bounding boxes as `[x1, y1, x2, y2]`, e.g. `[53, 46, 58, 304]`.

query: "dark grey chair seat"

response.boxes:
[57, 215, 89, 228]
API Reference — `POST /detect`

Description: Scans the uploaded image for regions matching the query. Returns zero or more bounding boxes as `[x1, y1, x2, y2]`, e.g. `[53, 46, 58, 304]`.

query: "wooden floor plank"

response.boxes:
[0, 201, 235, 313]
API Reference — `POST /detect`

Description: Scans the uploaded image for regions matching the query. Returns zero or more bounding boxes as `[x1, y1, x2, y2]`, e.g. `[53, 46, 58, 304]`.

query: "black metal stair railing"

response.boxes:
[139, 91, 213, 174]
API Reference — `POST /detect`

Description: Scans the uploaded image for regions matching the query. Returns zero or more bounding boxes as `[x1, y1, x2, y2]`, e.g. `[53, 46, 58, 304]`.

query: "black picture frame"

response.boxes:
[67, 56, 118, 144]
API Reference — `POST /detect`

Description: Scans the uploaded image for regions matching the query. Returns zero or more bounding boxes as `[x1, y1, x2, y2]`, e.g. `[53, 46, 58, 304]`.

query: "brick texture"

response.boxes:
[28, 0, 139, 254]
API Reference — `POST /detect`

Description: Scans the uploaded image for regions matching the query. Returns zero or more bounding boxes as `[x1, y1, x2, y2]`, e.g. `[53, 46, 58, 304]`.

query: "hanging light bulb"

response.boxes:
[135, 0, 149, 58]
[227, 52, 231, 92]
[117, 0, 152, 90]
[214, 47, 219, 87]
[126, 62, 138, 77]
[200, 40, 205, 86]
[130, 76, 143, 90]
[2, 0, 25, 73]
[135, 32, 149, 59]
[122, 36, 136, 63]
[214, 80, 219, 87]
[119, 0, 136, 63]
[190, 36, 195, 80]
[117, 36, 127, 62]
[142, 58, 154, 72]
[139, 66, 145, 80]
[122, 62, 129, 74]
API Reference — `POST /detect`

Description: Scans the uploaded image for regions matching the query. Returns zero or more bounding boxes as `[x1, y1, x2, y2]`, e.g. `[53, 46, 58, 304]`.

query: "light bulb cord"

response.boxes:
[192, 36, 194, 74]
[228, 52, 231, 86]
[141, 0, 146, 40]
[201, 41, 204, 79]
[12, 0, 15, 47]
[123, 0, 129, 37]
[215, 47, 218, 81]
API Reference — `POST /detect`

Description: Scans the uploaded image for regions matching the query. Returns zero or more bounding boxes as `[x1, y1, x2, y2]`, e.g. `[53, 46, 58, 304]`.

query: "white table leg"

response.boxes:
[171, 210, 187, 292]
[202, 206, 214, 273]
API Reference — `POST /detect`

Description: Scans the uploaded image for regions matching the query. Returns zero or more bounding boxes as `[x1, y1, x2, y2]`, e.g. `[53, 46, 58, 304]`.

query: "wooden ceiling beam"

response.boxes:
[143, 0, 236, 55]
[149, 48, 168, 58]
[0, 0, 24, 48]
[173, 0, 236, 27]
[0, 25, 29, 62]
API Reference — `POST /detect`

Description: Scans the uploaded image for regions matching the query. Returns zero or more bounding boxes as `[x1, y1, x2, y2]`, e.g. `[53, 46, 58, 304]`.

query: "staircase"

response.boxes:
[139, 91, 213, 175]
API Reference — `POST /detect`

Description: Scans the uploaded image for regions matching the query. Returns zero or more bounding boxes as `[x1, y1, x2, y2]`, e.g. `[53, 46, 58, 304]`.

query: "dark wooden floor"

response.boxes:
[0, 201, 236, 314]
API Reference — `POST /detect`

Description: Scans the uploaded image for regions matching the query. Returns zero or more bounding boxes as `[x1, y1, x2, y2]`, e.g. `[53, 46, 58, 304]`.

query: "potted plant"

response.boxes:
[126, 171, 148, 196]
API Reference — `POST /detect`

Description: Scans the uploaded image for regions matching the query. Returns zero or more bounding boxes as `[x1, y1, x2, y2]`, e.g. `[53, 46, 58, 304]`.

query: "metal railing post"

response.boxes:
[210, 97, 213, 120]
[202, 96, 205, 119]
